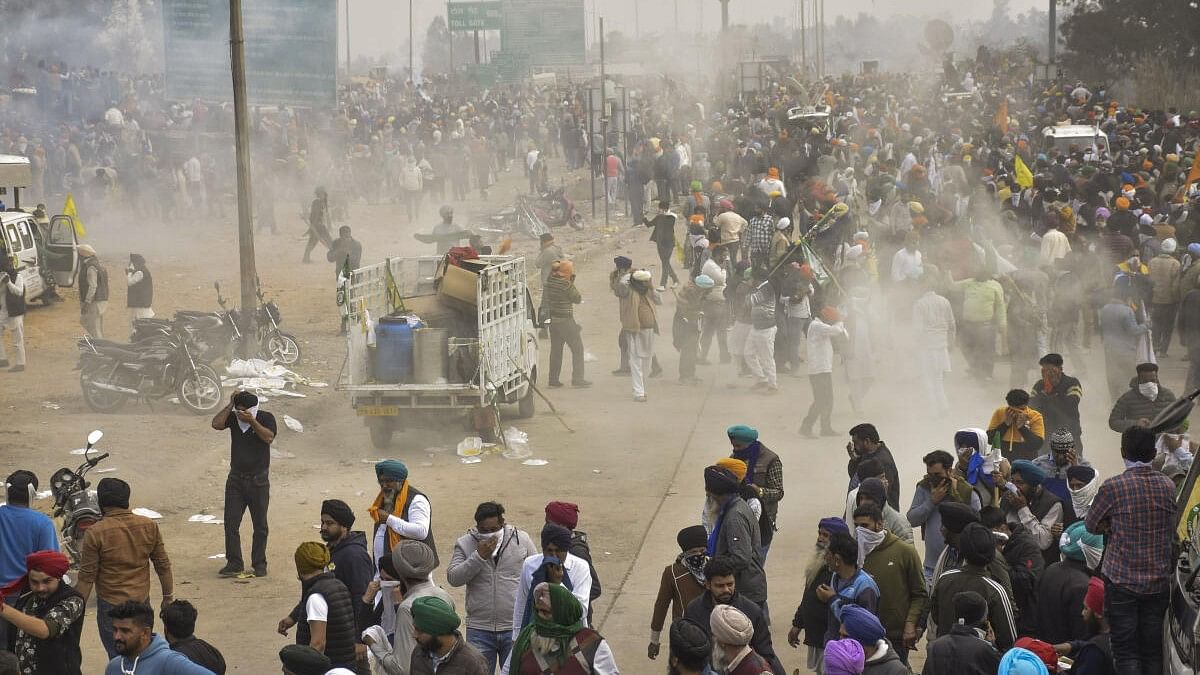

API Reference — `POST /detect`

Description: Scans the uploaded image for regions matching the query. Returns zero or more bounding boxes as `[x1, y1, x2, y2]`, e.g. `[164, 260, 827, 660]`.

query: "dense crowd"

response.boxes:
[2, 39, 1200, 675]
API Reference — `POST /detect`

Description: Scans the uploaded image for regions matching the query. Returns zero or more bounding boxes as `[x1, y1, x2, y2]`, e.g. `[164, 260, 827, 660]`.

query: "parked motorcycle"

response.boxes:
[50, 430, 108, 566]
[77, 324, 224, 414]
[255, 280, 301, 365]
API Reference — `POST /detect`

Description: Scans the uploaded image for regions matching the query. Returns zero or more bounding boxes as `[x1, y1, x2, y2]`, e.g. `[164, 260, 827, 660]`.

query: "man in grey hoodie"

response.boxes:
[104, 600, 215, 674]
[445, 501, 537, 672]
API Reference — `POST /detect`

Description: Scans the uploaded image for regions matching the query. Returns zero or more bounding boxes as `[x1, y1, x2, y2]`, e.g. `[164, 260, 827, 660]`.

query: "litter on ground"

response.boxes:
[282, 415, 304, 433]
[460, 456, 482, 464]
[271, 447, 296, 459]
[133, 508, 163, 519]
[503, 427, 532, 459]
[41, 401, 61, 410]
[522, 459, 548, 466]
[457, 437, 484, 457]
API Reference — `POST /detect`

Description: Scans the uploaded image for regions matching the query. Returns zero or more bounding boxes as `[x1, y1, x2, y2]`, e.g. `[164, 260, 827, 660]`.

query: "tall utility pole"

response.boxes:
[409, 0, 415, 83]
[799, 0, 806, 75]
[344, 0, 351, 74]
[229, 0, 258, 328]
[599, 17, 608, 228]
[720, 0, 729, 31]
[1047, 0, 1056, 64]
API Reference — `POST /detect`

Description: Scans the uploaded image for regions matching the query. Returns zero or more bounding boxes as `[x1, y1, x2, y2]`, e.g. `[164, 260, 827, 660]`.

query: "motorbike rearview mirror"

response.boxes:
[86, 430, 103, 447]
[213, 281, 220, 292]
[1148, 390, 1199, 434]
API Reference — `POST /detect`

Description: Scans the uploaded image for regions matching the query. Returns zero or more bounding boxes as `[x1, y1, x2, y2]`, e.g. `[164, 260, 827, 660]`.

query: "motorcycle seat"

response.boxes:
[87, 341, 146, 361]
[180, 315, 223, 330]
[176, 310, 221, 320]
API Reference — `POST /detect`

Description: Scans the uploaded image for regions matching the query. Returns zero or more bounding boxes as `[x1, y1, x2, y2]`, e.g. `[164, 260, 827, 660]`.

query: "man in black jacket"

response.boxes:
[281, 542, 358, 670]
[980, 506, 1044, 637]
[544, 501, 602, 626]
[1029, 353, 1084, 453]
[846, 423, 901, 510]
[162, 600, 226, 674]
[923, 591, 1000, 675]
[682, 556, 784, 675]
[306, 498, 374, 669]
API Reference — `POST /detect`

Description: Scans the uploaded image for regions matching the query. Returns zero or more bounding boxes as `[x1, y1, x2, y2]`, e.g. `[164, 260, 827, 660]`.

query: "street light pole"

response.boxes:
[1047, 0, 1056, 65]
[229, 0, 258, 334]
[409, 0, 415, 84]
[344, 0, 351, 74]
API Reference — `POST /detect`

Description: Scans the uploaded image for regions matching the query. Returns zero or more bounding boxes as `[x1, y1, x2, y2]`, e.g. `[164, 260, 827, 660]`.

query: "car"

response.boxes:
[1042, 124, 1110, 157]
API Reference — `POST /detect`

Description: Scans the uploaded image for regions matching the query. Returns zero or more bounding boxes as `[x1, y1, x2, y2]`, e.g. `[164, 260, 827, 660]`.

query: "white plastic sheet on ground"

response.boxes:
[457, 437, 484, 457]
[222, 358, 322, 399]
[132, 508, 163, 519]
[283, 415, 304, 433]
[503, 427, 532, 460]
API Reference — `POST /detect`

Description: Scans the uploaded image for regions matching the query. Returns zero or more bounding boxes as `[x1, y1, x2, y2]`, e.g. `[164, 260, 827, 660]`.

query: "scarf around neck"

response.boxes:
[733, 442, 763, 483]
[237, 406, 259, 433]
[678, 551, 708, 585]
[706, 499, 734, 556]
[1070, 478, 1100, 519]
[368, 482, 411, 553]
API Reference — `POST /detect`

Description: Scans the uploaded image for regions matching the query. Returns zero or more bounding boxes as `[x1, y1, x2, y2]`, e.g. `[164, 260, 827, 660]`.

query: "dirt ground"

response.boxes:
[0, 157, 1182, 673]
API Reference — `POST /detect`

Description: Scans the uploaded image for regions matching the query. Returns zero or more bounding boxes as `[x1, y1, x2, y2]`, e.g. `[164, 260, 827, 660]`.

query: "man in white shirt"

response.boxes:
[800, 307, 849, 438]
[1039, 219, 1071, 267]
[0, 265, 26, 371]
[362, 541, 455, 675]
[912, 281, 957, 414]
[510, 524, 592, 644]
[369, 460, 436, 572]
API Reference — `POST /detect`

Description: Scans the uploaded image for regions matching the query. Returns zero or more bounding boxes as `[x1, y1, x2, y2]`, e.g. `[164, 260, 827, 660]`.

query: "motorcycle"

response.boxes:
[518, 188, 584, 230]
[77, 323, 224, 415]
[255, 280, 302, 365]
[50, 430, 108, 566]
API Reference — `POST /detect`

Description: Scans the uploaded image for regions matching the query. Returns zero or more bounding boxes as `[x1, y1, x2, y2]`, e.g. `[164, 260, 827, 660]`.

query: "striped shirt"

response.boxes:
[1085, 465, 1176, 594]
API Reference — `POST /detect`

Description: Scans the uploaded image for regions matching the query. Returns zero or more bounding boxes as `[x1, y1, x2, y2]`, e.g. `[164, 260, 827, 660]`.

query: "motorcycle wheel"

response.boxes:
[569, 212, 584, 230]
[177, 364, 224, 414]
[80, 372, 128, 413]
[266, 332, 302, 365]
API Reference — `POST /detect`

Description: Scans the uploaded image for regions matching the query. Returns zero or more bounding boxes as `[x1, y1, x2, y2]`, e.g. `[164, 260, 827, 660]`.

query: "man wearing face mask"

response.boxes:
[1108, 362, 1175, 433]
[210, 391, 277, 579]
[852, 504, 926, 666]
[788, 518, 847, 671]
[125, 253, 154, 332]
[446, 501, 537, 672]
[647, 526, 708, 661]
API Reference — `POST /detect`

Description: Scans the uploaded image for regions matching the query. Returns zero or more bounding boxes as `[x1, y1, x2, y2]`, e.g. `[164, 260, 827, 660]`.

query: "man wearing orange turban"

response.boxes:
[543, 257, 590, 388]
[0, 550, 84, 674]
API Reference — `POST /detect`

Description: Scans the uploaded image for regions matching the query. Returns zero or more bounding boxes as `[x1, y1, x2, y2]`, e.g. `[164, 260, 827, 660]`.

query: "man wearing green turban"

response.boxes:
[407, 596, 489, 673]
[506, 583, 619, 674]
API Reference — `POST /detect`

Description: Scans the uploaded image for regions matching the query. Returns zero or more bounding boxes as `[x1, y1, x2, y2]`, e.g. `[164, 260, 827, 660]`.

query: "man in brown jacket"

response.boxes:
[648, 526, 708, 660]
[73, 478, 173, 659]
[410, 596, 488, 675]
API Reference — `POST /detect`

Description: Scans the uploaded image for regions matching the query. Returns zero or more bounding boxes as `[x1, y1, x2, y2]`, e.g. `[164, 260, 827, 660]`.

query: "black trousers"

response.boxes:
[548, 318, 586, 384]
[801, 372, 834, 432]
[225, 471, 270, 570]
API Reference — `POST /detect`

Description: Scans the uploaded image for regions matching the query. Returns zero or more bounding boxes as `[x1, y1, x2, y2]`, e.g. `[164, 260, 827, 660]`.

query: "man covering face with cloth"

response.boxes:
[369, 459, 438, 570]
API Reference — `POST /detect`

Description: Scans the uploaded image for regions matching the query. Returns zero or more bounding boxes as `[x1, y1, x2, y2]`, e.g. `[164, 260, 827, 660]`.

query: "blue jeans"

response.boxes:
[97, 596, 118, 659]
[466, 627, 513, 674]
[1105, 582, 1168, 675]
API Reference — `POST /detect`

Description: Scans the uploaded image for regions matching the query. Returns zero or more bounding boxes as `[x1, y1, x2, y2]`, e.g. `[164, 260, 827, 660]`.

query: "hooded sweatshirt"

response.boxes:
[446, 524, 538, 632]
[104, 634, 217, 675]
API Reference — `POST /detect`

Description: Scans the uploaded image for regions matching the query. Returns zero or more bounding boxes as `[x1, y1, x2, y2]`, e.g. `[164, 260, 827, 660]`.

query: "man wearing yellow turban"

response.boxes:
[280, 543, 358, 670]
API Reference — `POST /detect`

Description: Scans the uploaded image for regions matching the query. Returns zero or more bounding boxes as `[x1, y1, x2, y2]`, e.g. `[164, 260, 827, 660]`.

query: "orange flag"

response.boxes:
[994, 99, 1009, 134]
[1186, 158, 1200, 191]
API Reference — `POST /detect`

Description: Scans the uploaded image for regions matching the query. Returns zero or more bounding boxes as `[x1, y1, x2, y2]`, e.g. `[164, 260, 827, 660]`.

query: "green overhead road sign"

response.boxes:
[500, 0, 585, 66]
[448, 2, 503, 31]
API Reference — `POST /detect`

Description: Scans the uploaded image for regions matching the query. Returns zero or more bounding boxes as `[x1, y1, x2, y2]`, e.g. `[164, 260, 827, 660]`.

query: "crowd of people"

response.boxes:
[2, 25, 1200, 675]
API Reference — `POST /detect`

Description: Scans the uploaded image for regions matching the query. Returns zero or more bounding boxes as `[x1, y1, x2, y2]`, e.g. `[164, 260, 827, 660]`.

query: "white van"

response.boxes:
[0, 155, 80, 303]
[1042, 125, 1111, 157]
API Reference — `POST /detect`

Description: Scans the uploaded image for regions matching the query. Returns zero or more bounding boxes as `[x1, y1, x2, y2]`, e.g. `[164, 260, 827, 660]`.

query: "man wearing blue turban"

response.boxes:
[369, 459, 438, 570]
[1002, 460, 1065, 566]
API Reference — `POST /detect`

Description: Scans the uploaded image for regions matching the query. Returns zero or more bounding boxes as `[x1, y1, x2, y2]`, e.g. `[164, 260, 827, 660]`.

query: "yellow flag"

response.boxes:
[1013, 154, 1034, 190]
[63, 193, 86, 237]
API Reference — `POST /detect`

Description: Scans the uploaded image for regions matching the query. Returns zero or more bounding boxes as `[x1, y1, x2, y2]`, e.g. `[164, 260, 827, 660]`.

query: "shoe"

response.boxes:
[679, 376, 702, 385]
[9, 365, 23, 372]
[547, 381, 564, 388]
[571, 380, 592, 388]
[656, 286, 666, 292]
[750, 381, 768, 391]
[611, 368, 631, 375]
[218, 564, 244, 578]
[252, 566, 268, 578]
[634, 395, 647, 402]
[799, 428, 818, 439]
[696, 358, 712, 366]
[820, 428, 840, 437]
[650, 366, 663, 378]
[764, 386, 780, 394]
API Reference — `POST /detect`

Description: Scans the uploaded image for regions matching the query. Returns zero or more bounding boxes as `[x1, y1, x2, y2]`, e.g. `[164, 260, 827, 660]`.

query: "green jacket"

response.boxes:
[542, 275, 581, 319]
[861, 531, 928, 644]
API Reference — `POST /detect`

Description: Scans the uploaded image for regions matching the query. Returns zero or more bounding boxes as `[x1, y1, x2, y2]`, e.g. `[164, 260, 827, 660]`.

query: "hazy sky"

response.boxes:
[346, 0, 1045, 62]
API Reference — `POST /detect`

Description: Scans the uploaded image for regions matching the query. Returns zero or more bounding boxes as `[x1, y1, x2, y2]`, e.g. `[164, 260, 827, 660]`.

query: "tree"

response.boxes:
[421, 15, 476, 76]
[98, 0, 155, 73]
[1060, 0, 1200, 79]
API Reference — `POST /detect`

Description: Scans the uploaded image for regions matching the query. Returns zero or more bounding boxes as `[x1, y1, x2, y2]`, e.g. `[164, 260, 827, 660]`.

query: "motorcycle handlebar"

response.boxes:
[88, 453, 110, 465]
